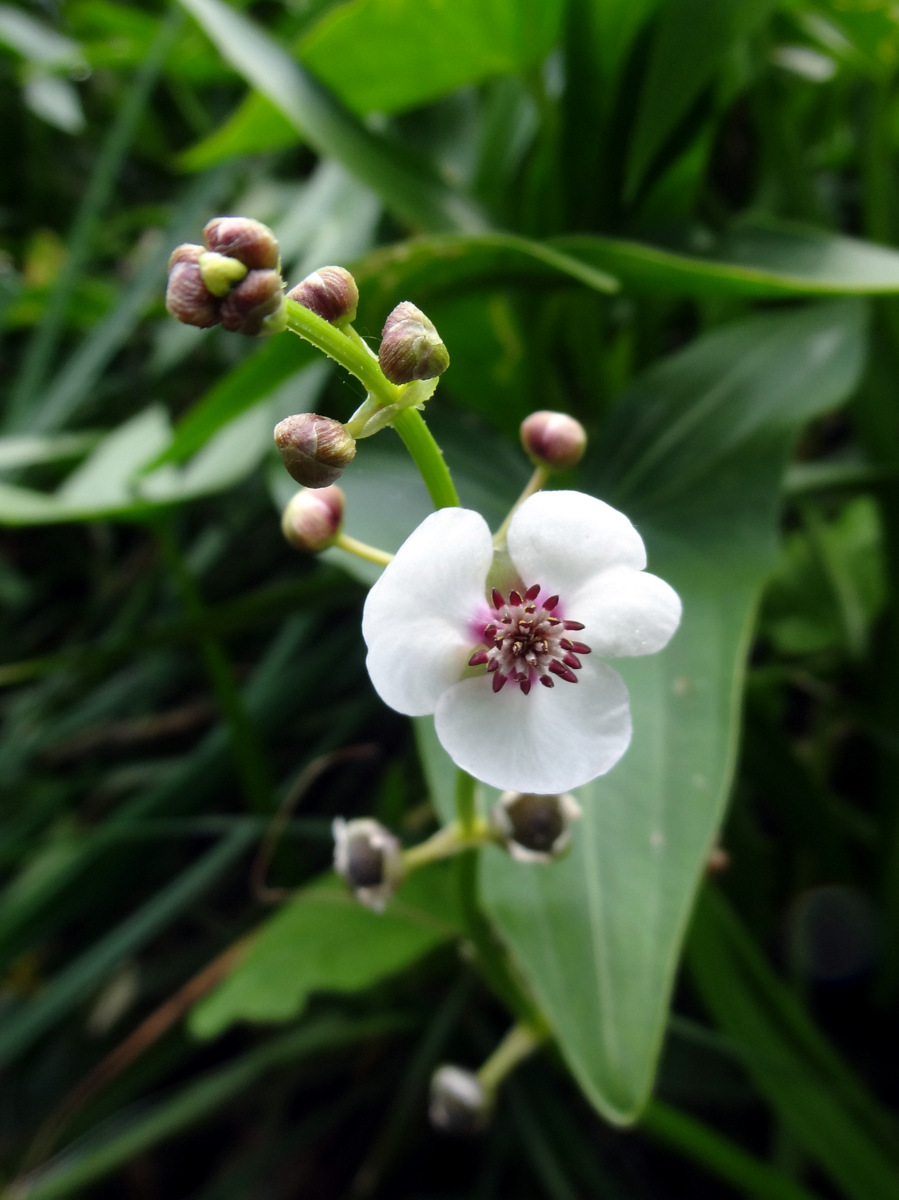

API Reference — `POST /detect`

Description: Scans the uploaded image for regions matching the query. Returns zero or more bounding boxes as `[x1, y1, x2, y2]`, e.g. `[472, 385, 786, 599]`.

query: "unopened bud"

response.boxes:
[198, 249, 248, 297]
[333, 817, 403, 911]
[520, 411, 587, 471]
[490, 791, 582, 863]
[165, 245, 220, 328]
[288, 266, 358, 325]
[203, 216, 280, 270]
[274, 413, 356, 488]
[378, 301, 449, 385]
[281, 485, 345, 552]
[429, 1066, 491, 1135]
[219, 269, 286, 336]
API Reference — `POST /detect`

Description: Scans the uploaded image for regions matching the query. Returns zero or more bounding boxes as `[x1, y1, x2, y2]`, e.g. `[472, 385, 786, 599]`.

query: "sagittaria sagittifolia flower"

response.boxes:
[362, 490, 682, 793]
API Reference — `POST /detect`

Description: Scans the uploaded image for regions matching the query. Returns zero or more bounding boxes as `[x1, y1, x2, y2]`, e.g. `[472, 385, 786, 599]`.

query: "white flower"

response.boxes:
[362, 490, 682, 793]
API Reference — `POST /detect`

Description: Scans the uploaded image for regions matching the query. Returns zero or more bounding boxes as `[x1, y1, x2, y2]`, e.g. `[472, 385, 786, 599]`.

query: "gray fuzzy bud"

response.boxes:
[274, 414, 357, 488]
[288, 266, 359, 325]
[378, 301, 449, 385]
[333, 818, 403, 911]
[429, 1066, 490, 1135]
[490, 791, 582, 863]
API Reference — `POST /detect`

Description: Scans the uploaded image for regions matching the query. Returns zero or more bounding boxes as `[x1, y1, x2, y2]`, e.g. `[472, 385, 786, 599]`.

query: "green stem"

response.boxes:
[392, 407, 460, 510]
[333, 532, 393, 568]
[454, 770, 478, 837]
[284, 299, 400, 407]
[493, 465, 550, 546]
[402, 818, 494, 873]
[477, 1022, 546, 1096]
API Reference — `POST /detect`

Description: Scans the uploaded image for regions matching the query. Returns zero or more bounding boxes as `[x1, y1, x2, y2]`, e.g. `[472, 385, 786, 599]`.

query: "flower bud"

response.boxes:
[203, 216, 280, 270]
[165, 244, 219, 328]
[429, 1066, 491, 1135]
[198, 249, 248, 297]
[333, 817, 403, 911]
[288, 266, 359, 325]
[274, 413, 357, 488]
[219, 269, 286, 337]
[490, 791, 582, 863]
[520, 411, 587, 471]
[378, 301, 449, 385]
[281, 485, 345, 552]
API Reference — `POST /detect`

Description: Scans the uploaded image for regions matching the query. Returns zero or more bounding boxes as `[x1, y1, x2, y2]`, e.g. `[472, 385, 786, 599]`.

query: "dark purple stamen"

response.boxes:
[469, 582, 591, 696]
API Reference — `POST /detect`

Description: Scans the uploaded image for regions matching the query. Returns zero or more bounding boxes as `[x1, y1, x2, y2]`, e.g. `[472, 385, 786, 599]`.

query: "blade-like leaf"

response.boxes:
[419, 302, 866, 1123]
[625, 0, 779, 199]
[555, 219, 899, 297]
[175, 0, 487, 234]
[688, 888, 899, 1200]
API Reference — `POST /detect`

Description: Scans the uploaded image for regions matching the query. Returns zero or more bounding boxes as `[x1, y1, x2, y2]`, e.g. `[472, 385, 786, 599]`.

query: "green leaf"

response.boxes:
[555, 218, 899, 297]
[625, 0, 779, 199]
[176, 92, 298, 171]
[300, 0, 563, 116]
[175, 0, 487, 234]
[688, 888, 899, 1200]
[355, 232, 619, 304]
[191, 867, 461, 1037]
[420, 302, 867, 1124]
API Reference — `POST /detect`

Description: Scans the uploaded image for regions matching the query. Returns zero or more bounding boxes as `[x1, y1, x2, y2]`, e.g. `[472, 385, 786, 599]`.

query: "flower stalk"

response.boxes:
[476, 1021, 547, 1097]
[401, 814, 494, 873]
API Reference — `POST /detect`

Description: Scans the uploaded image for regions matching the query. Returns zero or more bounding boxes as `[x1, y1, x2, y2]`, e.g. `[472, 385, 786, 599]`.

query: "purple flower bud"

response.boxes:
[203, 216, 280, 270]
[165, 245, 220, 328]
[333, 817, 403, 911]
[281, 485, 345, 552]
[378, 301, 449, 385]
[287, 266, 359, 325]
[274, 413, 357, 488]
[520, 411, 587, 471]
[490, 791, 582, 863]
[219, 269, 286, 337]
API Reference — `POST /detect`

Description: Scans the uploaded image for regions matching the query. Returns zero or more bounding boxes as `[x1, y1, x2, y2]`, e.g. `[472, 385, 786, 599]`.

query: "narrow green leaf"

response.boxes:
[9, 1013, 408, 1200]
[688, 888, 899, 1200]
[0, 825, 257, 1069]
[555, 219, 899, 297]
[625, 0, 779, 199]
[192, 868, 460, 1037]
[175, 0, 487, 234]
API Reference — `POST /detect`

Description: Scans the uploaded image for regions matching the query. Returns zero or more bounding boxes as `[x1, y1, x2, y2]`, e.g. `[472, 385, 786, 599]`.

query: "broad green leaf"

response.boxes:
[300, 0, 563, 116]
[421, 302, 866, 1124]
[177, 92, 298, 171]
[192, 868, 461, 1037]
[688, 888, 899, 1200]
[175, 0, 487, 234]
[626, 0, 779, 198]
[555, 218, 899, 296]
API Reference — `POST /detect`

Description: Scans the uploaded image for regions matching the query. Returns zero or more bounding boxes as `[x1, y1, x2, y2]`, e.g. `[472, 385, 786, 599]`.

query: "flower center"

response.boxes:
[468, 584, 592, 695]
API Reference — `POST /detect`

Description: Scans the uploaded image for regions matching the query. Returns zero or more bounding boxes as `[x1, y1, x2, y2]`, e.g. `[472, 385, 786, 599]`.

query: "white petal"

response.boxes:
[434, 660, 632, 793]
[506, 490, 647, 599]
[362, 507, 493, 716]
[569, 567, 682, 658]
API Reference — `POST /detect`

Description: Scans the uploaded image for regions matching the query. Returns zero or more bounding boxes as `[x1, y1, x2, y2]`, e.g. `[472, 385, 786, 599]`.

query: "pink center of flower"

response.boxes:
[468, 584, 592, 696]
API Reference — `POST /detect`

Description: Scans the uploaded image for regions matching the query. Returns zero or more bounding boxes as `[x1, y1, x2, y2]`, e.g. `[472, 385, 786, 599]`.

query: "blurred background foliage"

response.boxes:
[1, 0, 899, 1196]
